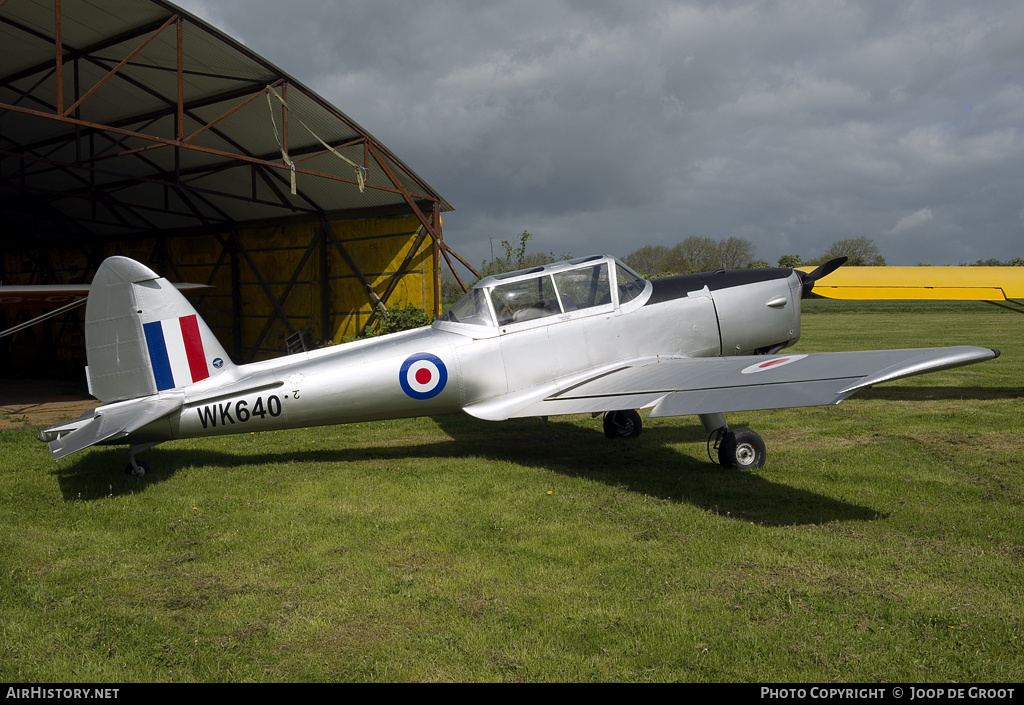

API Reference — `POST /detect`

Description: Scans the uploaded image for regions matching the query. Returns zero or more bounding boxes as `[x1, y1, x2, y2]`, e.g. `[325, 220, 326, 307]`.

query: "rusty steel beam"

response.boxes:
[0, 101, 414, 195]
[432, 200, 441, 315]
[182, 79, 285, 145]
[319, 219, 387, 319]
[368, 144, 440, 242]
[0, 14, 185, 88]
[227, 231, 299, 361]
[0, 147, 326, 223]
[10, 81, 271, 153]
[176, 16, 183, 142]
[362, 222, 433, 331]
[246, 229, 320, 357]
[290, 136, 367, 166]
[2, 14, 389, 200]
[62, 15, 178, 118]
[439, 240, 480, 279]
[54, 0, 63, 116]
[440, 246, 469, 294]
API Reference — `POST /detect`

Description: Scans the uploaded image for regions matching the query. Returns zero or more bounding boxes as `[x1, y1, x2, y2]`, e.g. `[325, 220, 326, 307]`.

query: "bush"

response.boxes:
[363, 303, 434, 337]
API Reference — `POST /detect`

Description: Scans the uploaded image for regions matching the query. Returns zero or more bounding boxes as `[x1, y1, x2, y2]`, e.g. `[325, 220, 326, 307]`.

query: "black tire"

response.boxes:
[603, 410, 642, 439]
[717, 428, 766, 469]
[124, 459, 149, 477]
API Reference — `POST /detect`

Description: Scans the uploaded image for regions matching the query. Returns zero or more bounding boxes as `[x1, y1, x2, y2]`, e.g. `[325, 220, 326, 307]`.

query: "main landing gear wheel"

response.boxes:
[717, 428, 766, 469]
[604, 409, 642, 439]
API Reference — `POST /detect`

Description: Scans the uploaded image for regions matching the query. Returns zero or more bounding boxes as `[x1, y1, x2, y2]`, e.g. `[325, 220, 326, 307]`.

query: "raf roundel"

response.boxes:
[399, 353, 449, 400]
[740, 354, 808, 375]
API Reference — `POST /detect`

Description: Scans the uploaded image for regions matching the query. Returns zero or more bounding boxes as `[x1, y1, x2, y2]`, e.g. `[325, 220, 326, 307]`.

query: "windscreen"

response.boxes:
[439, 288, 492, 326]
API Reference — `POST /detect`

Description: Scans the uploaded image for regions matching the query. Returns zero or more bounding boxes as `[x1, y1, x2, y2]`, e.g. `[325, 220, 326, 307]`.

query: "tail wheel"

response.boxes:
[604, 410, 642, 439]
[124, 459, 150, 477]
[718, 428, 766, 469]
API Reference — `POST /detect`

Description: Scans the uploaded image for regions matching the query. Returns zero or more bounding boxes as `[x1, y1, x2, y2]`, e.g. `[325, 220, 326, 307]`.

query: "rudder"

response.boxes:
[85, 256, 232, 403]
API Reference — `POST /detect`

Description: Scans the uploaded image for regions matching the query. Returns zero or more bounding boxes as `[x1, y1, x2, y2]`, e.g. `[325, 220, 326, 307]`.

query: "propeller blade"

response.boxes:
[798, 256, 847, 298]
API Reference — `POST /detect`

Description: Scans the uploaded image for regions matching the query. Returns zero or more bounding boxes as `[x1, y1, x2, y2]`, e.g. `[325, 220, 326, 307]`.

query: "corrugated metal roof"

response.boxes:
[0, 0, 451, 244]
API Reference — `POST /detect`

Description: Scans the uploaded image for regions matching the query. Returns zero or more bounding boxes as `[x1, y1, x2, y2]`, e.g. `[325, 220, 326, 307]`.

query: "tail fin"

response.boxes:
[85, 256, 232, 403]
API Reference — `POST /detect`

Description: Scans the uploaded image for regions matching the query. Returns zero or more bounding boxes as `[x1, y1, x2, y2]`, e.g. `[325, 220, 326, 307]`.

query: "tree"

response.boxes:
[623, 236, 758, 276]
[479, 231, 544, 277]
[718, 236, 757, 269]
[778, 254, 803, 268]
[623, 245, 670, 276]
[440, 268, 467, 307]
[478, 230, 568, 278]
[671, 236, 721, 272]
[960, 257, 1024, 266]
[816, 237, 885, 266]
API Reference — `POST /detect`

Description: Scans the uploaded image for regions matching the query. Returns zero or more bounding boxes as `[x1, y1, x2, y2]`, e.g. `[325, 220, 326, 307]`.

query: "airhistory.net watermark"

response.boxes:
[6, 689, 119, 700]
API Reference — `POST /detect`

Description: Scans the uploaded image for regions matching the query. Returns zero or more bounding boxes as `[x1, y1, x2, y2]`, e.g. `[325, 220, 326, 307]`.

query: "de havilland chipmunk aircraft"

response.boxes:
[38, 254, 999, 475]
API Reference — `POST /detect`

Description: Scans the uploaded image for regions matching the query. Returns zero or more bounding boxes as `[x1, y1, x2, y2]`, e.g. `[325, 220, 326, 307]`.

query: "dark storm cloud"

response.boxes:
[176, 0, 1024, 267]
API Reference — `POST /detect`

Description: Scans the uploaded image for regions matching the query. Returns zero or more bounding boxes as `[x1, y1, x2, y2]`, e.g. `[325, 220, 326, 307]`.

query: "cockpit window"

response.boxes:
[438, 256, 639, 331]
[439, 288, 492, 326]
[616, 263, 646, 304]
[552, 263, 611, 311]
[491, 275, 560, 325]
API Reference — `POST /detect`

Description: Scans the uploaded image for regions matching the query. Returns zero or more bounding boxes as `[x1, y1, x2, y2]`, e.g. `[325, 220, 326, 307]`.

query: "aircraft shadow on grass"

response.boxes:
[55, 414, 882, 527]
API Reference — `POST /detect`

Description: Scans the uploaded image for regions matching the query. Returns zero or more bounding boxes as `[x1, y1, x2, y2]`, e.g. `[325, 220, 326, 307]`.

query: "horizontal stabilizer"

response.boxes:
[39, 395, 183, 460]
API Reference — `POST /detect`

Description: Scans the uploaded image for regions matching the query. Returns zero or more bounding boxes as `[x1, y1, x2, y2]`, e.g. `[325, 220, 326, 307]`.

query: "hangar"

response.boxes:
[0, 0, 474, 373]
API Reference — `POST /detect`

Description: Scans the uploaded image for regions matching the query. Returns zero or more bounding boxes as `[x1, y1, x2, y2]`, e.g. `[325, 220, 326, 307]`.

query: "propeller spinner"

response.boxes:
[797, 256, 847, 299]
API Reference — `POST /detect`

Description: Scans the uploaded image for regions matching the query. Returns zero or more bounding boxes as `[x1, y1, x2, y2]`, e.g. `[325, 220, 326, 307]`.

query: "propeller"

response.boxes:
[797, 256, 847, 299]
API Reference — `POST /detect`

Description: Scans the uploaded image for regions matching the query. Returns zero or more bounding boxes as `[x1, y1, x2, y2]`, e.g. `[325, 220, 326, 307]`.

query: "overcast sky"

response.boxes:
[174, 0, 1024, 268]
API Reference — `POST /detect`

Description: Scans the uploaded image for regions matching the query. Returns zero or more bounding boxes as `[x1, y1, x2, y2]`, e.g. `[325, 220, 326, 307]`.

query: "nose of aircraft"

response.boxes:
[796, 256, 847, 299]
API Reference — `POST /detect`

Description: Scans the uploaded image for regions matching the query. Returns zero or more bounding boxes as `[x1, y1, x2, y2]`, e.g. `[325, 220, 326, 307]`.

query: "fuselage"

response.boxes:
[127, 256, 806, 445]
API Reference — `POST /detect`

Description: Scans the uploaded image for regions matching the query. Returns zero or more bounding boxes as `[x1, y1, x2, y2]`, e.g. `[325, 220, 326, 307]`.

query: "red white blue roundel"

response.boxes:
[400, 353, 448, 400]
[741, 354, 807, 375]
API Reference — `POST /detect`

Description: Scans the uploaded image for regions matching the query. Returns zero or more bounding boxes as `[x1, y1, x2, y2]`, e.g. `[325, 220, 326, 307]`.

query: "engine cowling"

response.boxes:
[707, 268, 804, 356]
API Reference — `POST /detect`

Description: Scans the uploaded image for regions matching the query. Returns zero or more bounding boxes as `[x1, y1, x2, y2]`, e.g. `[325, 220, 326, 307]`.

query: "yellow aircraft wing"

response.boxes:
[797, 266, 1024, 313]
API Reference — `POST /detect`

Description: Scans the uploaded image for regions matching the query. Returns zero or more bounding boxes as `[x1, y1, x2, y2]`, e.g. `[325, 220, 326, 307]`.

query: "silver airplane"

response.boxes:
[39, 254, 999, 476]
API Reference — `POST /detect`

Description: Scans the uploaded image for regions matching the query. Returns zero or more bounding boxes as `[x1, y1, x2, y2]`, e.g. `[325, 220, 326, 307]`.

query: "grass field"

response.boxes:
[2, 302, 1022, 682]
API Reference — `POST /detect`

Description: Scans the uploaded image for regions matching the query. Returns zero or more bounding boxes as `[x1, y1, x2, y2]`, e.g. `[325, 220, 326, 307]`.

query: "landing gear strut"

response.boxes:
[124, 442, 159, 477]
[603, 409, 642, 439]
[125, 458, 150, 477]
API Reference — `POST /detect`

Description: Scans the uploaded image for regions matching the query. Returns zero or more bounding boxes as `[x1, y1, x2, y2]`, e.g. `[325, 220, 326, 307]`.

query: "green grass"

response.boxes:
[2, 303, 1022, 682]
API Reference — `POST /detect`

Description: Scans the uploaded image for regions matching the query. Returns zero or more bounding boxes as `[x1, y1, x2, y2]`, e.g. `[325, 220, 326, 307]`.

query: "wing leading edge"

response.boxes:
[463, 346, 999, 421]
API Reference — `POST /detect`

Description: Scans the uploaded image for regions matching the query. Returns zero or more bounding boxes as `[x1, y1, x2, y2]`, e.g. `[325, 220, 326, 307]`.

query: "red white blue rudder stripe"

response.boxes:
[84, 256, 233, 403]
[143, 314, 212, 391]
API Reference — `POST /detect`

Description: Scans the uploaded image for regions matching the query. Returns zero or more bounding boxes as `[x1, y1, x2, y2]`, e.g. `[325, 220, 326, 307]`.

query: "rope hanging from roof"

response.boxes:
[264, 85, 366, 195]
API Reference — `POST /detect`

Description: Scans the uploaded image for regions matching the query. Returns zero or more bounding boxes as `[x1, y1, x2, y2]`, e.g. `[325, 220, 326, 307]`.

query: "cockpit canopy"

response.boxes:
[439, 255, 648, 329]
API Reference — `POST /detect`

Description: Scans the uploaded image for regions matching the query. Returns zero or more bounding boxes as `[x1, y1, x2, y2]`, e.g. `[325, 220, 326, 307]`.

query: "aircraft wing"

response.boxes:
[463, 346, 999, 421]
[797, 266, 1024, 307]
[1, 282, 216, 339]
[0, 282, 213, 310]
[38, 394, 183, 460]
